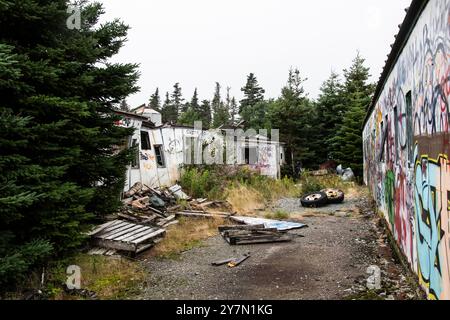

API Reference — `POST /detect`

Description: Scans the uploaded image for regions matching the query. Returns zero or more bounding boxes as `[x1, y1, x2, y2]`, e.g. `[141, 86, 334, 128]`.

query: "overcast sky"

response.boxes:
[98, 0, 412, 108]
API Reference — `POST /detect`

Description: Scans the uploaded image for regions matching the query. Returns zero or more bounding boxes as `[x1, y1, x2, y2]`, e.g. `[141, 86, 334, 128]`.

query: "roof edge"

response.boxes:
[363, 0, 429, 128]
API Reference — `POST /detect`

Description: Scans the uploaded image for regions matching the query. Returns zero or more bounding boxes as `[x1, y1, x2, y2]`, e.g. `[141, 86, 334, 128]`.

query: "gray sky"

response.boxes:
[98, 0, 412, 108]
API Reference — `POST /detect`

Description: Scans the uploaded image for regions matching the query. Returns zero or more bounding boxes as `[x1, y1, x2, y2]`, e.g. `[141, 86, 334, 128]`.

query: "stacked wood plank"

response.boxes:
[219, 225, 293, 245]
[90, 220, 166, 254]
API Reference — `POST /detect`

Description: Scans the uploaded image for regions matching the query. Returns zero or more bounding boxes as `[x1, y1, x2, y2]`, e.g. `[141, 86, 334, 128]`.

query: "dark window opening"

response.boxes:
[154, 145, 166, 168]
[244, 147, 258, 165]
[140, 131, 151, 150]
[131, 138, 139, 169]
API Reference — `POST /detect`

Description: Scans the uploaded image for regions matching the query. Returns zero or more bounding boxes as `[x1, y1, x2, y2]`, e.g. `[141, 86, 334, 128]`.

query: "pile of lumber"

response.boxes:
[88, 220, 166, 254]
[219, 224, 293, 245]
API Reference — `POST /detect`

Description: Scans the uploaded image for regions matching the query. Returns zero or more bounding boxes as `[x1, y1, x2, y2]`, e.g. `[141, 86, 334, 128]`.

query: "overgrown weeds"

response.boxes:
[3, 254, 147, 300]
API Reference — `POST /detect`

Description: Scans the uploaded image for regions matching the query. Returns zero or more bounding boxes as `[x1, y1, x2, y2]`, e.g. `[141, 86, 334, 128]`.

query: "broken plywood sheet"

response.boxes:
[230, 216, 307, 231]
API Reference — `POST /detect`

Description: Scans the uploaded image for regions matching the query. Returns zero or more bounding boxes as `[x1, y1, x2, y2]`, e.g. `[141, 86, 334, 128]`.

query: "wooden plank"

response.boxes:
[135, 243, 155, 254]
[162, 220, 179, 228]
[231, 236, 292, 245]
[120, 228, 159, 242]
[103, 225, 147, 240]
[97, 223, 139, 239]
[211, 258, 236, 266]
[94, 238, 135, 252]
[131, 229, 166, 244]
[174, 212, 229, 219]
[87, 220, 120, 236]
[228, 254, 250, 267]
[147, 206, 164, 215]
[99, 221, 130, 234]
[117, 213, 141, 222]
[218, 224, 266, 232]
[113, 226, 152, 241]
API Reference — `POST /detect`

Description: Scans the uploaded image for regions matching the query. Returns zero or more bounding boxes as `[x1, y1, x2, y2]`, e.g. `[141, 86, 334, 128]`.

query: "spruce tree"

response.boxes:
[171, 83, 184, 115]
[161, 91, 177, 123]
[268, 68, 315, 173]
[178, 89, 201, 126]
[314, 72, 345, 164]
[199, 100, 212, 129]
[149, 88, 161, 111]
[239, 73, 265, 126]
[212, 82, 229, 127]
[329, 54, 375, 176]
[0, 1, 138, 285]
[229, 97, 239, 126]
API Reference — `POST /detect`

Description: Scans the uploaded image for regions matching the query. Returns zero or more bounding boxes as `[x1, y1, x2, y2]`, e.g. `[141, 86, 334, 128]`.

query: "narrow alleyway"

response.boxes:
[136, 190, 424, 300]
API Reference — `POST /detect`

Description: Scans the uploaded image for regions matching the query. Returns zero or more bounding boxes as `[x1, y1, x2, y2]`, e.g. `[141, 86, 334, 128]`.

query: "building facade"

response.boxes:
[363, 0, 450, 299]
[115, 109, 285, 191]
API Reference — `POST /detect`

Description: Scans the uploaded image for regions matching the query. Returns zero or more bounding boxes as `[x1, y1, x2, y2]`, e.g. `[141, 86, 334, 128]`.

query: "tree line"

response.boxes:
[127, 53, 375, 177]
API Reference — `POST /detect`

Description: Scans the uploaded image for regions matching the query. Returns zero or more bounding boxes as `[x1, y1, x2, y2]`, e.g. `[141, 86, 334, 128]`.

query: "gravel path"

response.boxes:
[136, 192, 423, 300]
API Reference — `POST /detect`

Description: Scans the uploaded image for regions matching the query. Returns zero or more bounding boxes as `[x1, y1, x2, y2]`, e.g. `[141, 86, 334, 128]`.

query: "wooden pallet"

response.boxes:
[91, 220, 166, 254]
[219, 225, 292, 245]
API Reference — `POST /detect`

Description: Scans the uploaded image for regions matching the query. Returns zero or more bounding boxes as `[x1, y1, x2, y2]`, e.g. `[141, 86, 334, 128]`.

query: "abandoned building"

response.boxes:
[115, 105, 285, 191]
[363, 0, 450, 300]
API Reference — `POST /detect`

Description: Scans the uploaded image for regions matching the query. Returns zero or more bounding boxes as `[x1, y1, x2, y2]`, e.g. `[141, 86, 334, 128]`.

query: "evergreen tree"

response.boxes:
[268, 68, 315, 173]
[314, 72, 345, 164]
[178, 89, 201, 126]
[0, 1, 138, 285]
[199, 100, 212, 129]
[239, 73, 265, 126]
[161, 91, 177, 123]
[212, 82, 229, 127]
[329, 54, 375, 176]
[171, 83, 184, 115]
[119, 99, 130, 112]
[149, 88, 161, 111]
[229, 97, 239, 126]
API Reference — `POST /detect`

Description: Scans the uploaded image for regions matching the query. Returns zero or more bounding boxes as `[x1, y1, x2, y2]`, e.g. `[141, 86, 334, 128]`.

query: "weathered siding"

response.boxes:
[363, 0, 450, 299]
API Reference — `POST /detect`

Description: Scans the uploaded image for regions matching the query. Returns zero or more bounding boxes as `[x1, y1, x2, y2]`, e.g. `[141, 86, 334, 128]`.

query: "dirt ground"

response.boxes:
[136, 188, 424, 300]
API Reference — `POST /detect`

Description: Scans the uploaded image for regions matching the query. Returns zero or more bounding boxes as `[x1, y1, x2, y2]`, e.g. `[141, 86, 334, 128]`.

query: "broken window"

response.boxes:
[140, 131, 151, 150]
[394, 106, 399, 163]
[131, 138, 139, 169]
[154, 145, 165, 168]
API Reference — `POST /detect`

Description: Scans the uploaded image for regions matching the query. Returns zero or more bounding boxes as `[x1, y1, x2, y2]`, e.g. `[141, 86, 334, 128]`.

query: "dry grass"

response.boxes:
[3, 254, 147, 300]
[150, 217, 228, 259]
[226, 185, 266, 214]
[52, 254, 146, 300]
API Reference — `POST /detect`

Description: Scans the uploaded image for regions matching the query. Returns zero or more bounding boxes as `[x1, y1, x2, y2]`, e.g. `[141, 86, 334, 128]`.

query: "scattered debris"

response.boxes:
[230, 216, 307, 231]
[336, 166, 355, 181]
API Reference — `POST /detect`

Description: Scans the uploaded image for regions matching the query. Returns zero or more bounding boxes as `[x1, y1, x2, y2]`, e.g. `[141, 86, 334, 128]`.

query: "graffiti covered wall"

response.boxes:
[363, 0, 450, 299]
